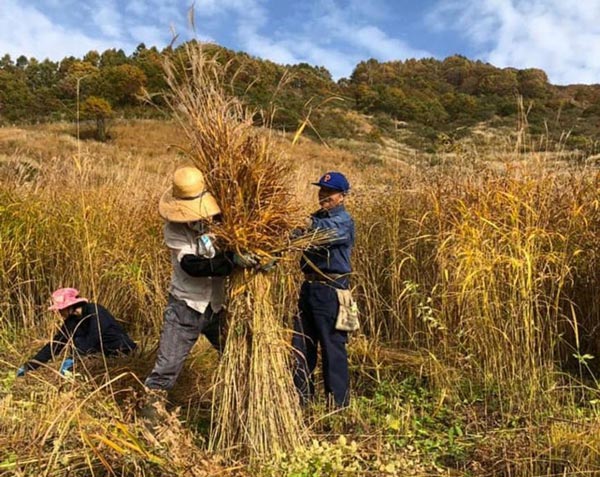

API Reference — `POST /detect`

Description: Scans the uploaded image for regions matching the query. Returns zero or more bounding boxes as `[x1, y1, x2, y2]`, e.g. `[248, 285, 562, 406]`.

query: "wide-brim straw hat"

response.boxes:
[159, 166, 221, 222]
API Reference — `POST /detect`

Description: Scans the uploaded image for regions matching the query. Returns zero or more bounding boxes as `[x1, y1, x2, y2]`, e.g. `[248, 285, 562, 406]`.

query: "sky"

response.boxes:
[1, 0, 599, 85]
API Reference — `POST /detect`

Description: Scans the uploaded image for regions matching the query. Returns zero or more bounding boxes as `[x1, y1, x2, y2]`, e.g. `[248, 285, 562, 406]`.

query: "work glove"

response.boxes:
[233, 252, 259, 268]
[258, 257, 279, 272]
[289, 228, 306, 240]
[259, 260, 276, 272]
[59, 358, 74, 376]
[16, 366, 26, 377]
[197, 234, 216, 259]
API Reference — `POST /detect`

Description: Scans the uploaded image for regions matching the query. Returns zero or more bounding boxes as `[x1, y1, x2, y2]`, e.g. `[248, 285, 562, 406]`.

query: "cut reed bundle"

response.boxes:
[162, 42, 300, 259]
[160, 41, 311, 460]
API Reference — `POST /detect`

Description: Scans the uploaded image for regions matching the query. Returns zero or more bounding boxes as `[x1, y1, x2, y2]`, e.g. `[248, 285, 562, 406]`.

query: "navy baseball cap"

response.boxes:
[312, 172, 350, 193]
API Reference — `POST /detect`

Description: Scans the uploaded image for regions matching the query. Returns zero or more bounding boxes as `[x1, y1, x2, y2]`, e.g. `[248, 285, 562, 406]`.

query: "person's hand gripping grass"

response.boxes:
[233, 252, 279, 272]
[232, 252, 259, 269]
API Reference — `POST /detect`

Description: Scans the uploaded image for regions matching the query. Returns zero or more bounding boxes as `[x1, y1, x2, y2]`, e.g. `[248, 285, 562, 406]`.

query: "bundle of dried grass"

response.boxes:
[162, 42, 298, 259]
[160, 41, 315, 460]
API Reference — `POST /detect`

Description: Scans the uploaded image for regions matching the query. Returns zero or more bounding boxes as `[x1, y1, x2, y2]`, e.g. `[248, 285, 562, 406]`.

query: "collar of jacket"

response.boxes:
[314, 204, 346, 218]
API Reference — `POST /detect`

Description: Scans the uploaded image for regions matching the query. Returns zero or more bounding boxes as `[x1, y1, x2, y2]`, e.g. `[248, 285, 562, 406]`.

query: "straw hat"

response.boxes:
[159, 166, 221, 222]
[48, 288, 88, 311]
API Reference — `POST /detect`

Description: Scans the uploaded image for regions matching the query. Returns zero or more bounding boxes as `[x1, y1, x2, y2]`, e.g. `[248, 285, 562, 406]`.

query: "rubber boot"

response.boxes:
[139, 388, 168, 428]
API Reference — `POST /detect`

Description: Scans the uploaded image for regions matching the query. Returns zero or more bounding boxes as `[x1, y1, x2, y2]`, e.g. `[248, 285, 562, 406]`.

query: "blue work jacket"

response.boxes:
[300, 204, 355, 280]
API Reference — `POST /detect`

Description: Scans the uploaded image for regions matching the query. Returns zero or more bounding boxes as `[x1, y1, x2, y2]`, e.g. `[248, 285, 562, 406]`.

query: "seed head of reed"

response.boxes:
[160, 42, 304, 259]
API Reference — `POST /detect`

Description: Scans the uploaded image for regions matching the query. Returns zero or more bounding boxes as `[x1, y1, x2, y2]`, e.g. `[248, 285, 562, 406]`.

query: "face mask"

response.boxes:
[187, 221, 208, 234]
[197, 234, 216, 259]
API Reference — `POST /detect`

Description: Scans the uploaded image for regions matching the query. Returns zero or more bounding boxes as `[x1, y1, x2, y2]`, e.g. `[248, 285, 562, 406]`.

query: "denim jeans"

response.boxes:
[144, 295, 221, 390]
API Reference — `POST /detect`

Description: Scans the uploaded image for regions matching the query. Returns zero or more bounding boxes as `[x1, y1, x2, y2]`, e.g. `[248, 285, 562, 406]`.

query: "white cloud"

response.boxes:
[349, 25, 431, 61]
[291, 40, 357, 79]
[193, 0, 265, 22]
[304, 29, 428, 78]
[0, 0, 185, 61]
[37, 0, 67, 8]
[1, 0, 435, 80]
[191, 0, 303, 68]
[241, 35, 301, 65]
[125, 0, 148, 17]
[148, 1, 185, 27]
[0, 0, 119, 60]
[192, 0, 433, 79]
[0, 0, 439, 82]
[128, 25, 168, 48]
[290, 1, 433, 77]
[346, 0, 392, 22]
[94, 0, 123, 38]
[429, 0, 600, 84]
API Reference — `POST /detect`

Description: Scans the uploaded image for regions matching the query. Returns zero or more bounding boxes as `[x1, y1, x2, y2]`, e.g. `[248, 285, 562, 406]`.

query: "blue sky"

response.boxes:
[1, 0, 599, 84]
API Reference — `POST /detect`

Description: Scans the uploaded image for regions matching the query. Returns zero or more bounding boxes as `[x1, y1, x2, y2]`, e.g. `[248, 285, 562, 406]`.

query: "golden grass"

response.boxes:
[160, 43, 304, 257]
[4, 116, 600, 474]
[0, 359, 242, 476]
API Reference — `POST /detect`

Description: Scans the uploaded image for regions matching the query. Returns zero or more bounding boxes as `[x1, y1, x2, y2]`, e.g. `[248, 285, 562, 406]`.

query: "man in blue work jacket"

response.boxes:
[293, 171, 355, 409]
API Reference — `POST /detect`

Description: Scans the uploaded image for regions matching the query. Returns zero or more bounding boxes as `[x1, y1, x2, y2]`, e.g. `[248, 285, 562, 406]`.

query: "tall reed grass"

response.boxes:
[0, 158, 167, 340]
[353, 161, 600, 414]
[3, 114, 600, 474]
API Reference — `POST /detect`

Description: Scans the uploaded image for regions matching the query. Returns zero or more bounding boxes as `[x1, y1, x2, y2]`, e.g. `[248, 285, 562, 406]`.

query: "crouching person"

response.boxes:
[17, 287, 137, 377]
[142, 167, 251, 417]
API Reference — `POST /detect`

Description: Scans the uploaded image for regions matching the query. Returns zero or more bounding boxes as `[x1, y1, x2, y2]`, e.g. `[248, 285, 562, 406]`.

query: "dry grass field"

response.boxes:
[2, 119, 600, 476]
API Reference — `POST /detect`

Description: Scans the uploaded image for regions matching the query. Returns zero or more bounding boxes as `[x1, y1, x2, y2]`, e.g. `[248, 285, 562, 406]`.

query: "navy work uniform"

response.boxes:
[22, 302, 136, 371]
[293, 172, 355, 408]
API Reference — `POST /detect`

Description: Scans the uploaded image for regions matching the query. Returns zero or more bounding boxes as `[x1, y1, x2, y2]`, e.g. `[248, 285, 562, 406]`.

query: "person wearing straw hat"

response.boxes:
[293, 171, 356, 409]
[16, 288, 136, 377]
[143, 166, 253, 402]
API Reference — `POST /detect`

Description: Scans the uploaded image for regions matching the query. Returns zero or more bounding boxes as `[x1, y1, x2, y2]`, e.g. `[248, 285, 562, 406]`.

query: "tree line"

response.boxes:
[1, 41, 599, 151]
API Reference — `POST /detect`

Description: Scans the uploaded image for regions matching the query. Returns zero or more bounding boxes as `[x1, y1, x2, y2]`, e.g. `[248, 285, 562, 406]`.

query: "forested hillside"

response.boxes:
[1, 41, 599, 153]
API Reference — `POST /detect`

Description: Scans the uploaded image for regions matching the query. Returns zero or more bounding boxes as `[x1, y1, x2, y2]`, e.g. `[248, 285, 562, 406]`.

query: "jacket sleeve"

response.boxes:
[180, 252, 234, 277]
[73, 310, 103, 354]
[310, 215, 354, 246]
[165, 222, 234, 277]
[24, 327, 68, 370]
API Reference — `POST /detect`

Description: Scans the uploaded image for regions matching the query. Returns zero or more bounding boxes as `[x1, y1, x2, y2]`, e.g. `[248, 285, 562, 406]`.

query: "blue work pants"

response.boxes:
[292, 281, 349, 408]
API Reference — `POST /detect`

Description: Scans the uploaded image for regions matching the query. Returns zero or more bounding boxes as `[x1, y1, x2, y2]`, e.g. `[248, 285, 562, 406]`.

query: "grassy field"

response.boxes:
[2, 119, 600, 476]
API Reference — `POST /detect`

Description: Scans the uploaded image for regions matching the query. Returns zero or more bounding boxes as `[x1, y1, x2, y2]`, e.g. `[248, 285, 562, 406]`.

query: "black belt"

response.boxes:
[304, 273, 346, 282]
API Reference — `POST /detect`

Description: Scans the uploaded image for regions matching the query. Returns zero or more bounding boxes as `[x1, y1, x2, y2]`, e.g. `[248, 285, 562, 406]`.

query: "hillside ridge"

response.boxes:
[1, 42, 599, 155]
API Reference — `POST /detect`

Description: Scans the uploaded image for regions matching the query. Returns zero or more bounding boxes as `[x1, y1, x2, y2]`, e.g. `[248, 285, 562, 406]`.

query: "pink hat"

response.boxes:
[48, 288, 88, 311]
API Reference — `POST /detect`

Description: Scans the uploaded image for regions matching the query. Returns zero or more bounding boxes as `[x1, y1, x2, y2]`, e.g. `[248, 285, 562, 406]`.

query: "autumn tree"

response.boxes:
[1, 40, 600, 149]
[99, 48, 127, 67]
[518, 68, 551, 98]
[95, 64, 147, 105]
[83, 50, 100, 67]
[56, 60, 99, 101]
[80, 96, 112, 141]
[131, 44, 165, 94]
[0, 68, 32, 122]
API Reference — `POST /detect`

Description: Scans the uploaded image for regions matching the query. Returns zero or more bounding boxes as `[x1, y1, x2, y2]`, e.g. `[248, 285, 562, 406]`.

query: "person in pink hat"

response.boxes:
[16, 288, 136, 376]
